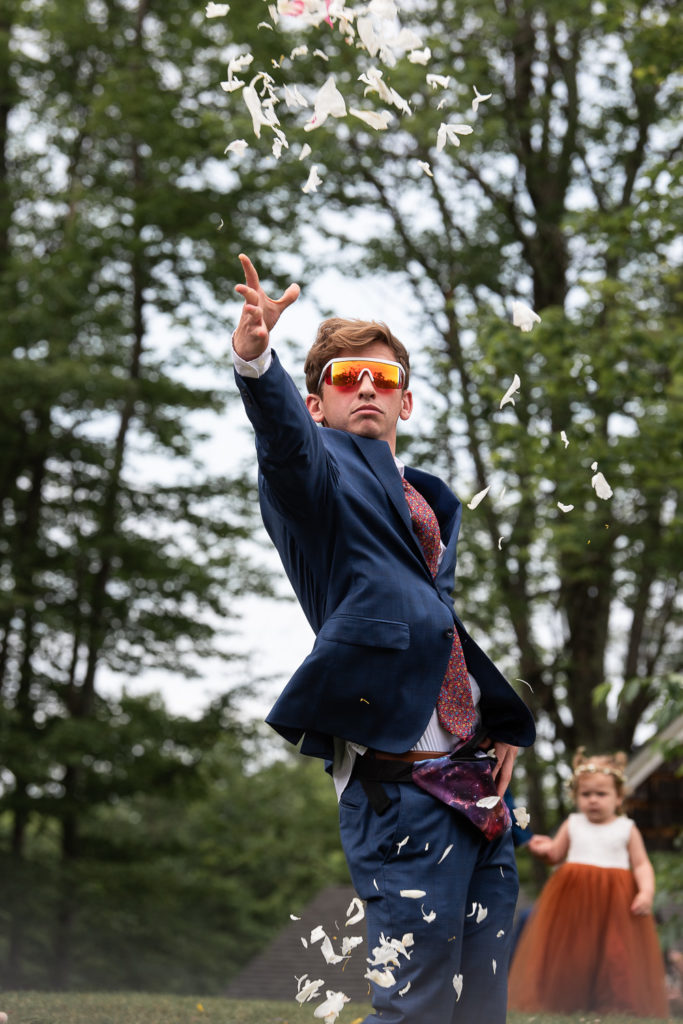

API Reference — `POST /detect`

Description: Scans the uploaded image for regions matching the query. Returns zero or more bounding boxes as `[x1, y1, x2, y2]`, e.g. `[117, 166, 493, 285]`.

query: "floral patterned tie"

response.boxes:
[402, 477, 477, 738]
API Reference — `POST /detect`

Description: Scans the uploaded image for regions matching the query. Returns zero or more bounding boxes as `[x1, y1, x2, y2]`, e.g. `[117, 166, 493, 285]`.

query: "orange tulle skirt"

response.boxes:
[508, 863, 668, 1018]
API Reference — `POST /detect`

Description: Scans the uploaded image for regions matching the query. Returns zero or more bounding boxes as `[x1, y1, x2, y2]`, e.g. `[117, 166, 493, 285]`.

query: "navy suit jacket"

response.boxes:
[236, 352, 535, 761]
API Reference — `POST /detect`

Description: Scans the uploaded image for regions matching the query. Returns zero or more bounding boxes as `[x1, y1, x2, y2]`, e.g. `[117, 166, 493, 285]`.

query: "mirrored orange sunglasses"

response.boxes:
[317, 358, 406, 391]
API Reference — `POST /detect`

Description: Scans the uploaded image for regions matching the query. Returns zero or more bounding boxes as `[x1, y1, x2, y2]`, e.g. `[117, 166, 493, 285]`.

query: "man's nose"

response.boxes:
[357, 369, 376, 394]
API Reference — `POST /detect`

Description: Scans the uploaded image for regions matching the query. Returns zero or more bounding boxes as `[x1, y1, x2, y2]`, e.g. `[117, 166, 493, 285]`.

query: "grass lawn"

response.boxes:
[0, 992, 669, 1024]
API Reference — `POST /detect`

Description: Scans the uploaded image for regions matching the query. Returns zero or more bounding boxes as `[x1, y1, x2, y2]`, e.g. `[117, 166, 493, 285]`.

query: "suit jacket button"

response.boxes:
[445, 628, 454, 638]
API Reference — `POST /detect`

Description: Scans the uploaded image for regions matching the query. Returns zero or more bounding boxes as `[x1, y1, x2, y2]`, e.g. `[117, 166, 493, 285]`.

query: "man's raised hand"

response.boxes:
[233, 253, 300, 360]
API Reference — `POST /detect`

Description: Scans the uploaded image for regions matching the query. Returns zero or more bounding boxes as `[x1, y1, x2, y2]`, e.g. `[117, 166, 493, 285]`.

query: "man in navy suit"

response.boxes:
[233, 254, 535, 1023]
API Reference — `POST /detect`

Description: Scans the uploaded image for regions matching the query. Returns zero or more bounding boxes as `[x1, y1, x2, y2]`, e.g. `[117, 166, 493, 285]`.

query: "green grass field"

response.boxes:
[0, 992, 669, 1024]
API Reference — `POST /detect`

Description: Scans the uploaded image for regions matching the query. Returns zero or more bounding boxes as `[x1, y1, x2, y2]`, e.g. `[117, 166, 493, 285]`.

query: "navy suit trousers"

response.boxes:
[339, 776, 518, 1023]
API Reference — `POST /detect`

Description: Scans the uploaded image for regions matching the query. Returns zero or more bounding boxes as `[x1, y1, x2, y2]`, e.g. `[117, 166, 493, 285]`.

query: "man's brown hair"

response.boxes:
[304, 318, 411, 395]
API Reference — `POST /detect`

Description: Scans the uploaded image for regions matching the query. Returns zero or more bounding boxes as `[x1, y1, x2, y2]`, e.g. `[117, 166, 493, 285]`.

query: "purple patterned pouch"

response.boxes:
[411, 752, 512, 841]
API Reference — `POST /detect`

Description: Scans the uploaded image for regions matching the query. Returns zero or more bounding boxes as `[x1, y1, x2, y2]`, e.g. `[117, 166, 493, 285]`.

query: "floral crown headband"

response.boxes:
[571, 762, 626, 784]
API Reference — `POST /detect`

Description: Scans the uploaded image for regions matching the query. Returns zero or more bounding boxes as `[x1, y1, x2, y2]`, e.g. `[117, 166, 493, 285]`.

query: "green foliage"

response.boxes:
[0, 694, 349, 993]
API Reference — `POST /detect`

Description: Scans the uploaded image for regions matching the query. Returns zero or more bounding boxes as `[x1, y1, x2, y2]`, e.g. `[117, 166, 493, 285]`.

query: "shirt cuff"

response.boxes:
[232, 339, 273, 378]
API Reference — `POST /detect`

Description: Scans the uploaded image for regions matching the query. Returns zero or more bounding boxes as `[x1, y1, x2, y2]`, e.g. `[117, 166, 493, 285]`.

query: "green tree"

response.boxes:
[0, 0, 290, 986]
[220, 0, 683, 830]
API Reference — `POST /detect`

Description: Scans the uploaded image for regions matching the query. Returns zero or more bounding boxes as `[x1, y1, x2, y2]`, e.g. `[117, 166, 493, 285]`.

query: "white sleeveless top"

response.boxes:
[566, 813, 633, 869]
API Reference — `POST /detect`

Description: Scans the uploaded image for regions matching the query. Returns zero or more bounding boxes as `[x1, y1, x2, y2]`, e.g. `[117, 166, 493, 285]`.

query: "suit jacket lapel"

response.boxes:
[349, 436, 461, 577]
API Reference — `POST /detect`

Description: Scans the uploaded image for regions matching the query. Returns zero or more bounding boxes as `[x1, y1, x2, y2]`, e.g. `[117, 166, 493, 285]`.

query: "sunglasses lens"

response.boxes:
[324, 360, 404, 389]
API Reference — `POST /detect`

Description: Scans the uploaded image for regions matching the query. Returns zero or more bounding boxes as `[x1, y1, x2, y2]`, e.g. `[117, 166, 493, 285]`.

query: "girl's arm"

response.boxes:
[527, 819, 570, 865]
[628, 824, 656, 915]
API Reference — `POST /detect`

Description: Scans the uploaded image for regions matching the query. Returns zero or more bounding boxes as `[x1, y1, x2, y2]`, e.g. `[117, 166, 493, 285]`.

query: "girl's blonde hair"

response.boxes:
[569, 747, 628, 799]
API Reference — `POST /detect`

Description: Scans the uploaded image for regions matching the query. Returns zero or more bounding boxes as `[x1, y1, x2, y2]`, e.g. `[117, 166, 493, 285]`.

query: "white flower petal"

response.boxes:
[399, 889, 426, 898]
[408, 47, 431, 65]
[511, 300, 541, 331]
[224, 139, 248, 157]
[421, 904, 436, 922]
[591, 468, 613, 499]
[313, 989, 350, 1022]
[476, 795, 501, 809]
[417, 160, 433, 177]
[290, 44, 308, 58]
[299, 143, 312, 160]
[350, 107, 394, 130]
[296, 977, 325, 1003]
[500, 373, 521, 408]
[398, 981, 412, 996]
[345, 896, 365, 926]
[302, 165, 322, 193]
[476, 904, 488, 924]
[513, 806, 531, 829]
[341, 935, 364, 955]
[396, 835, 409, 853]
[436, 122, 473, 151]
[427, 73, 450, 89]
[283, 83, 309, 109]
[205, 2, 230, 16]
[364, 967, 396, 988]
[437, 844, 453, 864]
[472, 84, 492, 112]
[557, 502, 574, 513]
[453, 974, 463, 1000]
[467, 485, 490, 510]
[560, 430, 570, 447]
[304, 74, 347, 131]
[492, 958, 497, 974]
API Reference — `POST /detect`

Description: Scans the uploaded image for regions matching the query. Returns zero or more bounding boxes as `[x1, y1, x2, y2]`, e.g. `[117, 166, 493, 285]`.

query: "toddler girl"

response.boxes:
[508, 748, 668, 1018]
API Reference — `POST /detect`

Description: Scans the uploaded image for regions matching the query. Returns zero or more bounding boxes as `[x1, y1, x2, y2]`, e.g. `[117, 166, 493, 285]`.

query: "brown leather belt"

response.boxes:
[370, 749, 450, 763]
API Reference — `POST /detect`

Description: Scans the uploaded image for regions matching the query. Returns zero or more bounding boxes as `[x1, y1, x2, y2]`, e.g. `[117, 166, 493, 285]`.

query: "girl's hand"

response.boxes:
[528, 834, 553, 858]
[630, 890, 653, 916]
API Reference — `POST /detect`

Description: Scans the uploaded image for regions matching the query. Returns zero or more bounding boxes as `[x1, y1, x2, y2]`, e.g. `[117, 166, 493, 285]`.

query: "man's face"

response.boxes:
[305, 342, 413, 452]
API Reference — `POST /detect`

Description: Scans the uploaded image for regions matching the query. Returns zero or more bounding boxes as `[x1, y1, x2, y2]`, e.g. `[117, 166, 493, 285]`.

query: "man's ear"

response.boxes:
[399, 389, 413, 421]
[306, 393, 325, 423]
